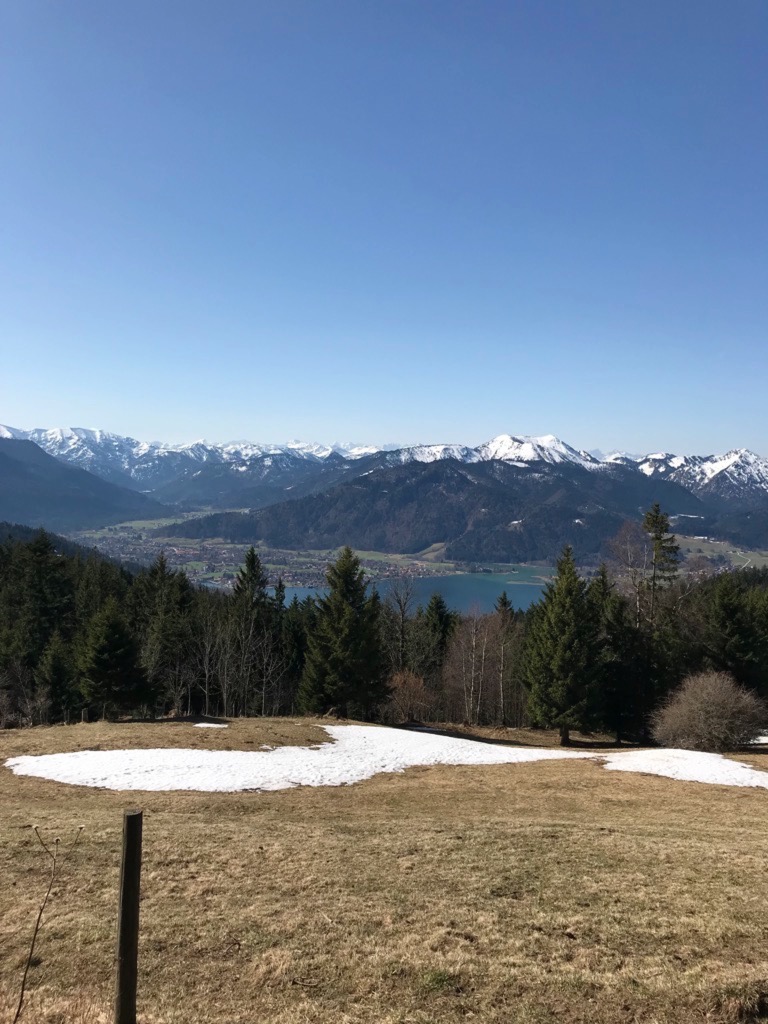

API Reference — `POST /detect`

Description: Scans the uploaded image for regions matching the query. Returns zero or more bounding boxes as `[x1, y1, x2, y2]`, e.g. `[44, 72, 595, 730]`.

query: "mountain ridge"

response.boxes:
[3, 423, 767, 506]
[2, 424, 768, 552]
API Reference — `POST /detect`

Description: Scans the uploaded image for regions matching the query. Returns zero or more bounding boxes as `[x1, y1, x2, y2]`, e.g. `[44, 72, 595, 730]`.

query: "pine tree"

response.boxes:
[136, 553, 194, 710]
[642, 503, 679, 630]
[13, 531, 73, 667]
[233, 547, 269, 607]
[78, 598, 148, 717]
[704, 573, 768, 694]
[409, 592, 457, 693]
[587, 566, 647, 742]
[523, 546, 600, 745]
[281, 596, 315, 713]
[36, 630, 78, 723]
[298, 547, 387, 718]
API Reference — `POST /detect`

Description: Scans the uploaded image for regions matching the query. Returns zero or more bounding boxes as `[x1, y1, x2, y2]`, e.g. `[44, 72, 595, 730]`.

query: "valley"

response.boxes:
[69, 512, 768, 615]
[73, 518, 459, 587]
[70, 516, 554, 611]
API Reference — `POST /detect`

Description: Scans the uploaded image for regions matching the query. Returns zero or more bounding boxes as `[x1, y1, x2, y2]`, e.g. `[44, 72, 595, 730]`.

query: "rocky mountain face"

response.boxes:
[634, 449, 768, 507]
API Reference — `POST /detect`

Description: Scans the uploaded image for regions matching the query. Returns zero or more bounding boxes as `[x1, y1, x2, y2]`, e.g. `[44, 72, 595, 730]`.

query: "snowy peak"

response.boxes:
[636, 453, 696, 477]
[4, 423, 768, 506]
[388, 443, 480, 465]
[635, 448, 768, 502]
[475, 434, 600, 469]
[0, 424, 27, 440]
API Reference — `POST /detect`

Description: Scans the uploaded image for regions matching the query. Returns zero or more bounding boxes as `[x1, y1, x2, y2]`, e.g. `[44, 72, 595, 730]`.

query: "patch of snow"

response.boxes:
[7, 725, 768, 794]
[601, 748, 768, 788]
[3, 725, 591, 792]
[193, 723, 228, 729]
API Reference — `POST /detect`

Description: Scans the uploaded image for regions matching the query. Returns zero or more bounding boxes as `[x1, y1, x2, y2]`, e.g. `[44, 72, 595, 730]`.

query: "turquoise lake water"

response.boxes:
[281, 569, 551, 614]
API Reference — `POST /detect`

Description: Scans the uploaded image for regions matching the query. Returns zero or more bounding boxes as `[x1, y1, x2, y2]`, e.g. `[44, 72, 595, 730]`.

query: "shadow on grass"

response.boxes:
[395, 722, 638, 751]
[109, 715, 230, 727]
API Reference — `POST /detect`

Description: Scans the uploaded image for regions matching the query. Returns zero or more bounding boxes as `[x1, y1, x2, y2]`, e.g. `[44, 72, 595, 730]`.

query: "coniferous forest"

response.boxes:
[1, 510, 767, 743]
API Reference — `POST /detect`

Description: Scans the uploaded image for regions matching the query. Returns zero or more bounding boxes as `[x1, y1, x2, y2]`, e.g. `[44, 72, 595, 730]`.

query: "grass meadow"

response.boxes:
[2, 719, 768, 1023]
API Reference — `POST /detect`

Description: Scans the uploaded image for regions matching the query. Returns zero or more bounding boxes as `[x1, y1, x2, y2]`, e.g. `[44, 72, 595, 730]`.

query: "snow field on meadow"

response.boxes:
[5, 724, 768, 793]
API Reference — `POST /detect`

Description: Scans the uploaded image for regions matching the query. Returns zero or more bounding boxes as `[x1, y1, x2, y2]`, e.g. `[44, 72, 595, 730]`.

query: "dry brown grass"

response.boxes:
[3, 718, 768, 1024]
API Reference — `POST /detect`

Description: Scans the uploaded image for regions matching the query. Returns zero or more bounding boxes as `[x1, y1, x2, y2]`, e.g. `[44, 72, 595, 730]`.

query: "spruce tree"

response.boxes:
[79, 598, 148, 717]
[13, 531, 73, 667]
[36, 630, 78, 723]
[523, 546, 599, 745]
[298, 547, 387, 718]
[409, 592, 456, 690]
[704, 573, 768, 694]
[642, 503, 679, 630]
[233, 547, 269, 607]
[135, 553, 194, 709]
[587, 566, 646, 742]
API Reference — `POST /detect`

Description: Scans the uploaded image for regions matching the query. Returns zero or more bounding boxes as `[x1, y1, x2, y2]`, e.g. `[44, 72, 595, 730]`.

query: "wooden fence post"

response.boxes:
[114, 810, 143, 1024]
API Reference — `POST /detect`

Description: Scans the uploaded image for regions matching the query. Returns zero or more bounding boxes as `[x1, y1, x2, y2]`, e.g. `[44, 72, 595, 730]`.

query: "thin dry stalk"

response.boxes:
[11, 826, 83, 1024]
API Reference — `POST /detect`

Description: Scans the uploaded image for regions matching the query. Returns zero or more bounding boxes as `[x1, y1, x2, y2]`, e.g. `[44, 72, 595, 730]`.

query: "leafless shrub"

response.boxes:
[385, 670, 436, 724]
[652, 671, 767, 752]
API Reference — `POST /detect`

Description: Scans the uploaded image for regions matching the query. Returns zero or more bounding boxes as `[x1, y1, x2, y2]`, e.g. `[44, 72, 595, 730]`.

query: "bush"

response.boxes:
[652, 671, 767, 752]
[383, 670, 436, 724]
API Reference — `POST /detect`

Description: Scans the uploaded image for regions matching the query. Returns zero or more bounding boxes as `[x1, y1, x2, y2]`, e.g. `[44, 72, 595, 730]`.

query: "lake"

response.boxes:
[281, 568, 551, 615]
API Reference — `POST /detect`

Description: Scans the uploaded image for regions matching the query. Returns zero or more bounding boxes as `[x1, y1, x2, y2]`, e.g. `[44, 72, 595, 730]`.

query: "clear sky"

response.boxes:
[1, 0, 766, 455]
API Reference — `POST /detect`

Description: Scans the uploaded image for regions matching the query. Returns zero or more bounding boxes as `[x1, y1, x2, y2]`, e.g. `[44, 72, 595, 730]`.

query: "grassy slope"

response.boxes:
[2, 719, 768, 1024]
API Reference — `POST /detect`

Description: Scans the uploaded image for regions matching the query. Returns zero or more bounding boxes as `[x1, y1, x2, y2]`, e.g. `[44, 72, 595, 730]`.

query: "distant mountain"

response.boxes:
[475, 433, 600, 469]
[158, 458, 710, 562]
[6, 423, 767, 510]
[0, 438, 165, 531]
[152, 449, 367, 510]
[634, 450, 768, 508]
[3, 423, 768, 552]
[0, 425, 388, 494]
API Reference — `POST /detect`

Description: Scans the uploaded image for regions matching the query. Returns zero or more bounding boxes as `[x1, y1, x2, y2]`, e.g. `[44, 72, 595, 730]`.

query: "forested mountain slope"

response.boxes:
[160, 459, 709, 561]
[0, 438, 165, 531]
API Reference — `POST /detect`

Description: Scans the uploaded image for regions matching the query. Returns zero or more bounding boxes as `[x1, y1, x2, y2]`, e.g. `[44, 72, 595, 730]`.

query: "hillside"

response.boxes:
[159, 459, 709, 561]
[0, 438, 165, 531]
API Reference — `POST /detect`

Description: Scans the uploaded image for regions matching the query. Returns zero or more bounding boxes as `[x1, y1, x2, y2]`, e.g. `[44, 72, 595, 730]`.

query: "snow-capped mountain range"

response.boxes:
[2, 424, 768, 506]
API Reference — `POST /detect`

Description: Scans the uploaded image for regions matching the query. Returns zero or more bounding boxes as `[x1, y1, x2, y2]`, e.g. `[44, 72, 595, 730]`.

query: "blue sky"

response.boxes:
[2, 0, 766, 454]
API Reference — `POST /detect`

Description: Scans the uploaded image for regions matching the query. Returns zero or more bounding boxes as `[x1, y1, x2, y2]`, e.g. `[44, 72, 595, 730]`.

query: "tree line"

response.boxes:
[1, 506, 767, 742]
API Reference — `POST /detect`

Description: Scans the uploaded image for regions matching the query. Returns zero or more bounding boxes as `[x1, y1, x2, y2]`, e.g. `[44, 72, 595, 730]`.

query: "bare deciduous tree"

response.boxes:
[384, 578, 415, 675]
[608, 520, 650, 628]
[443, 609, 492, 725]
